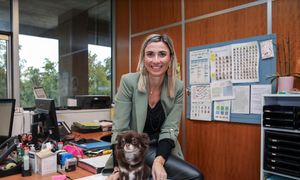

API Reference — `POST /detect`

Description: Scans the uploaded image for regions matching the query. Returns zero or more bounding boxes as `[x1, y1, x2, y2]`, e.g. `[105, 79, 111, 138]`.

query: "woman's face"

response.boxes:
[144, 41, 171, 77]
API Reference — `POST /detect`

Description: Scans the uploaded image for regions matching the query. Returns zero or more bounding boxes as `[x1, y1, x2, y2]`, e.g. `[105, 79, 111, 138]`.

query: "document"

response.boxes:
[250, 84, 272, 114]
[211, 80, 234, 101]
[231, 85, 250, 114]
[260, 39, 274, 59]
[214, 100, 231, 121]
[231, 41, 259, 83]
[210, 45, 232, 82]
[189, 49, 210, 84]
[190, 85, 212, 121]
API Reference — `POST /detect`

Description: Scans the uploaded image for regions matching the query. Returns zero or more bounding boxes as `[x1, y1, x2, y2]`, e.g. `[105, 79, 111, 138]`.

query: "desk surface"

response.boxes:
[6, 131, 112, 180]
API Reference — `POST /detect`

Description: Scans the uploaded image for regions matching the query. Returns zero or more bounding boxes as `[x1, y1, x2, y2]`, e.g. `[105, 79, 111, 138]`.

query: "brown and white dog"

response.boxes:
[115, 131, 151, 180]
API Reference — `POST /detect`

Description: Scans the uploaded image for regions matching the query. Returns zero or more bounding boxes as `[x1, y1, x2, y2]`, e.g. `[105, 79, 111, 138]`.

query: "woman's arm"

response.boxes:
[111, 74, 134, 144]
[152, 80, 184, 180]
[152, 156, 167, 180]
[159, 80, 184, 142]
[106, 167, 120, 180]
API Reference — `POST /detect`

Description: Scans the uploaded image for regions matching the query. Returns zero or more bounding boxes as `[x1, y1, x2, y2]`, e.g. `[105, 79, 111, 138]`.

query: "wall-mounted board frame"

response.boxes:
[186, 34, 276, 124]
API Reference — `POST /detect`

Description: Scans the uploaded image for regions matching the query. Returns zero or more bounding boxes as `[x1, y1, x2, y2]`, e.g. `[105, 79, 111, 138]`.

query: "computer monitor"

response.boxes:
[0, 99, 15, 144]
[33, 98, 60, 141]
[33, 87, 47, 99]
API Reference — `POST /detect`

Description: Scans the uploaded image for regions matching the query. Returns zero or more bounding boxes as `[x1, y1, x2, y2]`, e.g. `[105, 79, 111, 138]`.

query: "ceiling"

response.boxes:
[0, 0, 110, 31]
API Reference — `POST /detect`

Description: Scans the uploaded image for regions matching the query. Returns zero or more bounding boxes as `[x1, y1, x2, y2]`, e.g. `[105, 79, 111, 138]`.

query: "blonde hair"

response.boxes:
[136, 34, 178, 98]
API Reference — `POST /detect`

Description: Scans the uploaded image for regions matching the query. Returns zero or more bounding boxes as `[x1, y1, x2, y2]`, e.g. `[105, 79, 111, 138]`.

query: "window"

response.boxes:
[19, 35, 59, 107]
[19, 0, 112, 107]
[0, 35, 9, 98]
[0, 0, 11, 98]
[0, 0, 11, 32]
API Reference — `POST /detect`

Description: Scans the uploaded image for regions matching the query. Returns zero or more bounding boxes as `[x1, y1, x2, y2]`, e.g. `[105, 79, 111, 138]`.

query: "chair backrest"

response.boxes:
[0, 99, 15, 144]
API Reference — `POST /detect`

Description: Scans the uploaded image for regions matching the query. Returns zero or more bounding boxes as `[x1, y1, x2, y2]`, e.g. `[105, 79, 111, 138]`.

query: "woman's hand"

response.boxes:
[152, 156, 167, 180]
[106, 167, 120, 180]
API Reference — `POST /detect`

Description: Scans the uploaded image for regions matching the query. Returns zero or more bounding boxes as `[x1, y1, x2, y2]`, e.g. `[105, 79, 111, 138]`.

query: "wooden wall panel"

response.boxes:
[186, 121, 260, 180]
[185, 4, 267, 48]
[185, 5, 266, 180]
[131, 0, 181, 34]
[131, 26, 182, 73]
[272, 0, 300, 89]
[185, 0, 255, 19]
[115, 0, 130, 90]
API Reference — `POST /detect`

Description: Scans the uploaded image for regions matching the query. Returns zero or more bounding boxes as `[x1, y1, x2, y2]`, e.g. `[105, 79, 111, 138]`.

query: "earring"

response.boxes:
[142, 65, 147, 75]
[167, 64, 172, 76]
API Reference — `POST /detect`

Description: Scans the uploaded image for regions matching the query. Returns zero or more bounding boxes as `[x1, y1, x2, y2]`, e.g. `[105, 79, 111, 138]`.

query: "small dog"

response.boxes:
[115, 131, 151, 180]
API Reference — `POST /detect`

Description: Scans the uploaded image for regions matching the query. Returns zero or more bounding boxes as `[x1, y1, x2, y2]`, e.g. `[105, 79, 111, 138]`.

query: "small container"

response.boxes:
[17, 143, 24, 162]
[22, 147, 32, 176]
[58, 142, 64, 150]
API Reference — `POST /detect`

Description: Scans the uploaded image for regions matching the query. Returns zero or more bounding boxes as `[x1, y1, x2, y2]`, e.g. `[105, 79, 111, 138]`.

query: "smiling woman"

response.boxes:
[144, 41, 171, 108]
[144, 42, 171, 77]
[104, 34, 203, 180]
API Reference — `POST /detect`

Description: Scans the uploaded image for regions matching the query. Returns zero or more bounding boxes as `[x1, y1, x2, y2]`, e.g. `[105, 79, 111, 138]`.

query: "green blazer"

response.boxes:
[104, 72, 184, 171]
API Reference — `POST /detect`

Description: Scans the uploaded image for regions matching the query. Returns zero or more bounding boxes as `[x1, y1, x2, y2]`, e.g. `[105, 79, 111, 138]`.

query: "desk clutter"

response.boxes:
[0, 98, 113, 179]
[0, 132, 112, 178]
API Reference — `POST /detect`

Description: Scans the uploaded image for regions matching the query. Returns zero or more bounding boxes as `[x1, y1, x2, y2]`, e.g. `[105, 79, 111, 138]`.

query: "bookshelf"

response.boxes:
[261, 94, 300, 180]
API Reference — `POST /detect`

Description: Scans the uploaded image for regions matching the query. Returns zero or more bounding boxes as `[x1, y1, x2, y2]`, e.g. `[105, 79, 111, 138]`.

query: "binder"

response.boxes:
[70, 140, 111, 151]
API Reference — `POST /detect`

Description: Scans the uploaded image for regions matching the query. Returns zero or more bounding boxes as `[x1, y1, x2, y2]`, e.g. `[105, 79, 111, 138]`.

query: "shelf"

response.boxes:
[263, 127, 300, 134]
[261, 95, 300, 180]
[263, 170, 298, 180]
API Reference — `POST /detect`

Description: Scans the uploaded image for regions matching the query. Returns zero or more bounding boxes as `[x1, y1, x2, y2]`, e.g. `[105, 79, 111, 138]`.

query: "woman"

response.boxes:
[105, 34, 203, 180]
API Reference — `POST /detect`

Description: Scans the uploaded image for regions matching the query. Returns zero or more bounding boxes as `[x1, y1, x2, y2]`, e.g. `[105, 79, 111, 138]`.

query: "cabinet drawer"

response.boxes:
[264, 130, 300, 178]
[263, 105, 300, 129]
[265, 160, 300, 178]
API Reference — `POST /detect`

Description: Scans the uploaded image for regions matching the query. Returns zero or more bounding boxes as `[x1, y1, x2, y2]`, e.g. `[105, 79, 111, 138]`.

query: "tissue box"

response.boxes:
[36, 149, 57, 175]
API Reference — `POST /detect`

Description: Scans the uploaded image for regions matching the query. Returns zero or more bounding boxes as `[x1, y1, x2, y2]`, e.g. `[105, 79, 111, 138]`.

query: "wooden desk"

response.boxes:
[6, 131, 112, 180]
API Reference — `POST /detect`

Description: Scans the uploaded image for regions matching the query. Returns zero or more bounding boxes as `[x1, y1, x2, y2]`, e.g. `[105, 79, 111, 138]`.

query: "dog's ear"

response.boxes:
[116, 134, 122, 142]
[115, 134, 124, 148]
[140, 133, 150, 148]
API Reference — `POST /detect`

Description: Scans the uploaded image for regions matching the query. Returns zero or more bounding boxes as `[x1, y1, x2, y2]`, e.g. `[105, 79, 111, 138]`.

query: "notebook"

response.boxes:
[76, 173, 107, 180]
[77, 154, 111, 174]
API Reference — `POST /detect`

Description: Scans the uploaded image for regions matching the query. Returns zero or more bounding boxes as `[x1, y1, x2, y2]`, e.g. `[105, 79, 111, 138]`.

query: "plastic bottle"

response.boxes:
[22, 147, 31, 176]
[29, 145, 37, 173]
[17, 143, 23, 162]
[23, 147, 29, 170]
